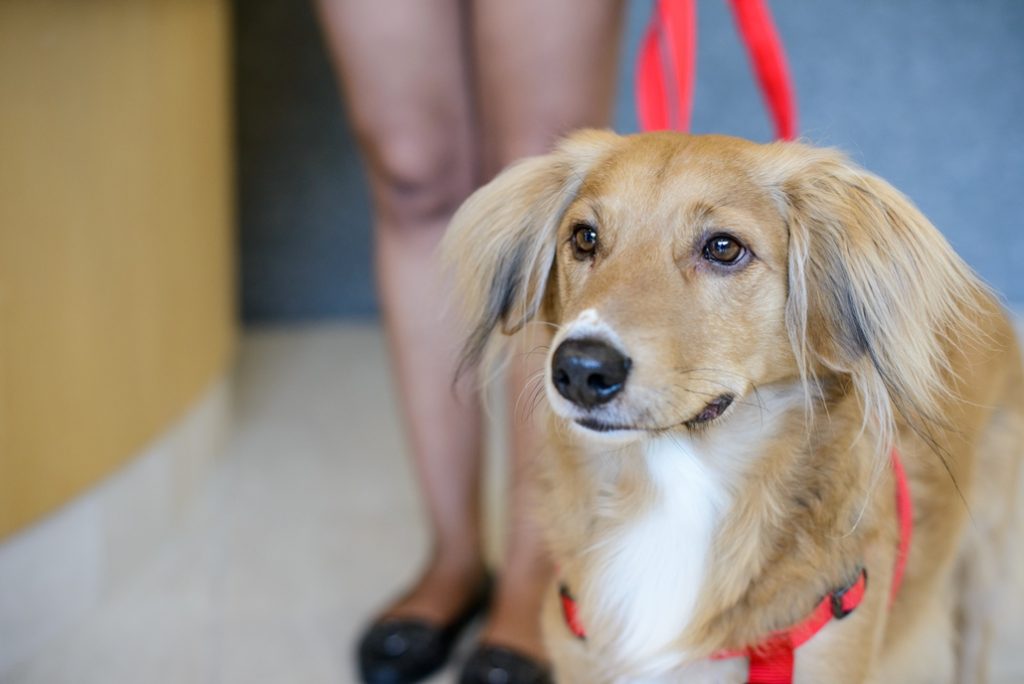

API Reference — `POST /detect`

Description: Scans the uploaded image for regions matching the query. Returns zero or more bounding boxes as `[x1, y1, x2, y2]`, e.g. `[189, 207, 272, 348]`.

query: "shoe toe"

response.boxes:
[459, 645, 553, 684]
[358, 620, 447, 684]
[356, 573, 494, 684]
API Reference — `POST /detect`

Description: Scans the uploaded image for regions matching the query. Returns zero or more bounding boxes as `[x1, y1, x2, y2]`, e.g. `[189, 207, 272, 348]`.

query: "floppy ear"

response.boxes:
[758, 143, 988, 454]
[441, 129, 619, 374]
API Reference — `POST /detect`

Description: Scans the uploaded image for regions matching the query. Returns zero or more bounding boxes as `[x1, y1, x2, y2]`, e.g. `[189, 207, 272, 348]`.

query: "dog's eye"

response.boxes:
[571, 223, 599, 259]
[702, 235, 746, 265]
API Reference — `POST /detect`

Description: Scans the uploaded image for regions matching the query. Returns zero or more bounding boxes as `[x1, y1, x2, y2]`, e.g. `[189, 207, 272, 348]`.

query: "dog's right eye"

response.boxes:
[571, 223, 599, 260]
[702, 234, 746, 265]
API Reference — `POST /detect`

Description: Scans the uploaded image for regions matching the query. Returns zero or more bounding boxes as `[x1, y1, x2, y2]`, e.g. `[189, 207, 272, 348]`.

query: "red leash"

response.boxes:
[559, 449, 913, 684]
[636, 0, 696, 132]
[636, 0, 798, 140]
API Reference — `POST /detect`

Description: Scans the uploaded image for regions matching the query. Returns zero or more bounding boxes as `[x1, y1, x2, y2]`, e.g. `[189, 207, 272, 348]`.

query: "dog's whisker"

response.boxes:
[513, 371, 548, 422]
[750, 383, 766, 427]
[674, 367, 756, 379]
[673, 386, 760, 412]
[519, 344, 551, 360]
[526, 381, 548, 420]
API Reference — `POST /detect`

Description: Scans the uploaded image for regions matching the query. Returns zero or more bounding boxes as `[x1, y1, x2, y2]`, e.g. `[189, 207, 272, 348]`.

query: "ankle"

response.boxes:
[494, 551, 552, 604]
[478, 600, 549, 663]
[427, 543, 487, 582]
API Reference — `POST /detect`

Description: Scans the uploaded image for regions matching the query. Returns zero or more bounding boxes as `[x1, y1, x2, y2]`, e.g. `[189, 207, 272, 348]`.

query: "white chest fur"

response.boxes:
[576, 435, 730, 678]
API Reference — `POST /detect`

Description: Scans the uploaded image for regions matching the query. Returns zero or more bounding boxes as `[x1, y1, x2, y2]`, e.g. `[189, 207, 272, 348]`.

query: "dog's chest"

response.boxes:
[562, 436, 731, 676]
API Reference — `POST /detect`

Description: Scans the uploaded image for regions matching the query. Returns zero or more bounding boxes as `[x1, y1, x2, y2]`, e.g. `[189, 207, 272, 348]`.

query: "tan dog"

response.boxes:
[442, 131, 1023, 683]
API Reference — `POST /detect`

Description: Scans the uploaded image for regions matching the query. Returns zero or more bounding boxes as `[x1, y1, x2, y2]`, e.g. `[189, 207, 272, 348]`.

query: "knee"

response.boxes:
[360, 130, 473, 227]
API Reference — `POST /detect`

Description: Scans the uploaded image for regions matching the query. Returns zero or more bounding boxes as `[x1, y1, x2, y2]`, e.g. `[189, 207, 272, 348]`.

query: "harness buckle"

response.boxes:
[830, 567, 868, 619]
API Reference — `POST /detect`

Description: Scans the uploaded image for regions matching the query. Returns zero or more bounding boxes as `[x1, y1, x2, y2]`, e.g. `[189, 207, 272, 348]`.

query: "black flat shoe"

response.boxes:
[458, 644, 553, 684]
[357, 575, 492, 684]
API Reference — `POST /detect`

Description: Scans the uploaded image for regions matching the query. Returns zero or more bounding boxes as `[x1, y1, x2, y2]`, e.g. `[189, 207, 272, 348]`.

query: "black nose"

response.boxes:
[551, 338, 631, 409]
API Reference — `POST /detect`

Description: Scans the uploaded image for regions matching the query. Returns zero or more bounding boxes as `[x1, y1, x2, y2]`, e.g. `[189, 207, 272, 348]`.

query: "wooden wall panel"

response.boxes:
[0, 0, 235, 539]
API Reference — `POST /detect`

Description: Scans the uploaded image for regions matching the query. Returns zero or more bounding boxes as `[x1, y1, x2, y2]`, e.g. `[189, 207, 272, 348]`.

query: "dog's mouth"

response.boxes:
[682, 394, 734, 429]
[573, 393, 735, 434]
[573, 416, 641, 433]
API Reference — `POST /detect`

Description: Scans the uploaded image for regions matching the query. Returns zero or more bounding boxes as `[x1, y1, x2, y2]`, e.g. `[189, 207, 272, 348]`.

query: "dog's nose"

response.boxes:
[551, 338, 631, 409]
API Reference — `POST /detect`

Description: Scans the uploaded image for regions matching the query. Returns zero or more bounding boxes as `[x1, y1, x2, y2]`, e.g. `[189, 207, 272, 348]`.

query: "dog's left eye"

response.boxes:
[702, 234, 746, 265]
[571, 223, 599, 259]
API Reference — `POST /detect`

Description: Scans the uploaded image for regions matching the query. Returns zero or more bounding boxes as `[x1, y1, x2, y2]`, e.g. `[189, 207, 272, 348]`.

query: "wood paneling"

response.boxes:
[0, 0, 235, 539]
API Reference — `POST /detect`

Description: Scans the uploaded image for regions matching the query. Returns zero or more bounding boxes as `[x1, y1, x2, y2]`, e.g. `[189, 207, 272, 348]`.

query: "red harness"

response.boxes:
[559, 449, 914, 684]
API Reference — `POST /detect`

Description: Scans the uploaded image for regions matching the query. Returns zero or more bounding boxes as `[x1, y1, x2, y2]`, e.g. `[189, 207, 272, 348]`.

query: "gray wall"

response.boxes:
[237, 0, 1024, 321]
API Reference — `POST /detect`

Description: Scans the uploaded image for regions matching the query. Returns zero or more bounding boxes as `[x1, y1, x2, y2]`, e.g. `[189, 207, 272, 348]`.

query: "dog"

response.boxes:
[441, 130, 1023, 683]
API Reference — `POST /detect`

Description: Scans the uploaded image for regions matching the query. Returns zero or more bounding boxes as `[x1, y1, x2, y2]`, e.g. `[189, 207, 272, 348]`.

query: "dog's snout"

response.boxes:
[552, 338, 631, 409]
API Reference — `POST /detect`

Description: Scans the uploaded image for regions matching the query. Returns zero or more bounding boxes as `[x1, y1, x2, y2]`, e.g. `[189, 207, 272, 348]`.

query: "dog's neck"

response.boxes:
[684, 380, 882, 654]
[543, 379, 881, 678]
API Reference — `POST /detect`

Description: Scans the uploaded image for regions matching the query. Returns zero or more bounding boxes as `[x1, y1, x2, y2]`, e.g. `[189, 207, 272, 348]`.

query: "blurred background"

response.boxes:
[239, 0, 1024, 320]
[0, 1, 1021, 683]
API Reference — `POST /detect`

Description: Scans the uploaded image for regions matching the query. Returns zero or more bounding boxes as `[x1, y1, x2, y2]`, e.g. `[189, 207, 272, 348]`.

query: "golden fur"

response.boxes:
[442, 131, 1024, 683]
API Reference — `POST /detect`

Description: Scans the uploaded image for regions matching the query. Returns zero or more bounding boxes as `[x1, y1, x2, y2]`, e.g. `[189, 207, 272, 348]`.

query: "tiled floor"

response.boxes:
[4, 323, 1022, 684]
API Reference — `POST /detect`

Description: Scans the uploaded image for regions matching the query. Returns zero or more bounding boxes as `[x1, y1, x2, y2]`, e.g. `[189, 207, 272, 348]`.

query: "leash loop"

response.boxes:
[637, 0, 798, 140]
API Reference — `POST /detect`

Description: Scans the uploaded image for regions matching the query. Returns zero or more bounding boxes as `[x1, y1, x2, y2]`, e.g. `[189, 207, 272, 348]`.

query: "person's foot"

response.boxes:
[381, 552, 489, 625]
[357, 553, 490, 684]
[475, 579, 548, 662]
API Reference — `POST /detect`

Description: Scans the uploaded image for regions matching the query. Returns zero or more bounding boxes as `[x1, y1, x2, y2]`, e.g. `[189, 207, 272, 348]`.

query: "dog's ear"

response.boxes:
[442, 129, 619, 374]
[757, 143, 987, 453]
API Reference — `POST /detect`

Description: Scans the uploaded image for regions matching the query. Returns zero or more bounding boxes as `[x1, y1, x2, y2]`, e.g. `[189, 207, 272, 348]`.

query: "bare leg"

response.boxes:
[471, 0, 625, 660]
[315, 0, 487, 623]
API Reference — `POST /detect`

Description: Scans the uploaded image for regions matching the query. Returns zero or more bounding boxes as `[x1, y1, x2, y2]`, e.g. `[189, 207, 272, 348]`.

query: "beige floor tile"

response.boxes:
[0, 496, 103, 676]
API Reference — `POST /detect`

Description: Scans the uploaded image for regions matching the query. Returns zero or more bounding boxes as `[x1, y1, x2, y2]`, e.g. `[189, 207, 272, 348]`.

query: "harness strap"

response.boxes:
[890, 447, 913, 604]
[711, 568, 868, 682]
[746, 649, 794, 684]
[559, 584, 586, 640]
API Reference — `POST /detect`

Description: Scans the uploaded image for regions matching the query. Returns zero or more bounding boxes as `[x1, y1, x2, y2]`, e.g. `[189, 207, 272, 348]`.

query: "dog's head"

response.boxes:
[443, 131, 984, 450]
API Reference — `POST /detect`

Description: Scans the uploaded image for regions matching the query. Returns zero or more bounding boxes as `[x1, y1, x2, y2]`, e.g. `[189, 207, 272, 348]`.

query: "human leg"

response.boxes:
[315, 0, 487, 625]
